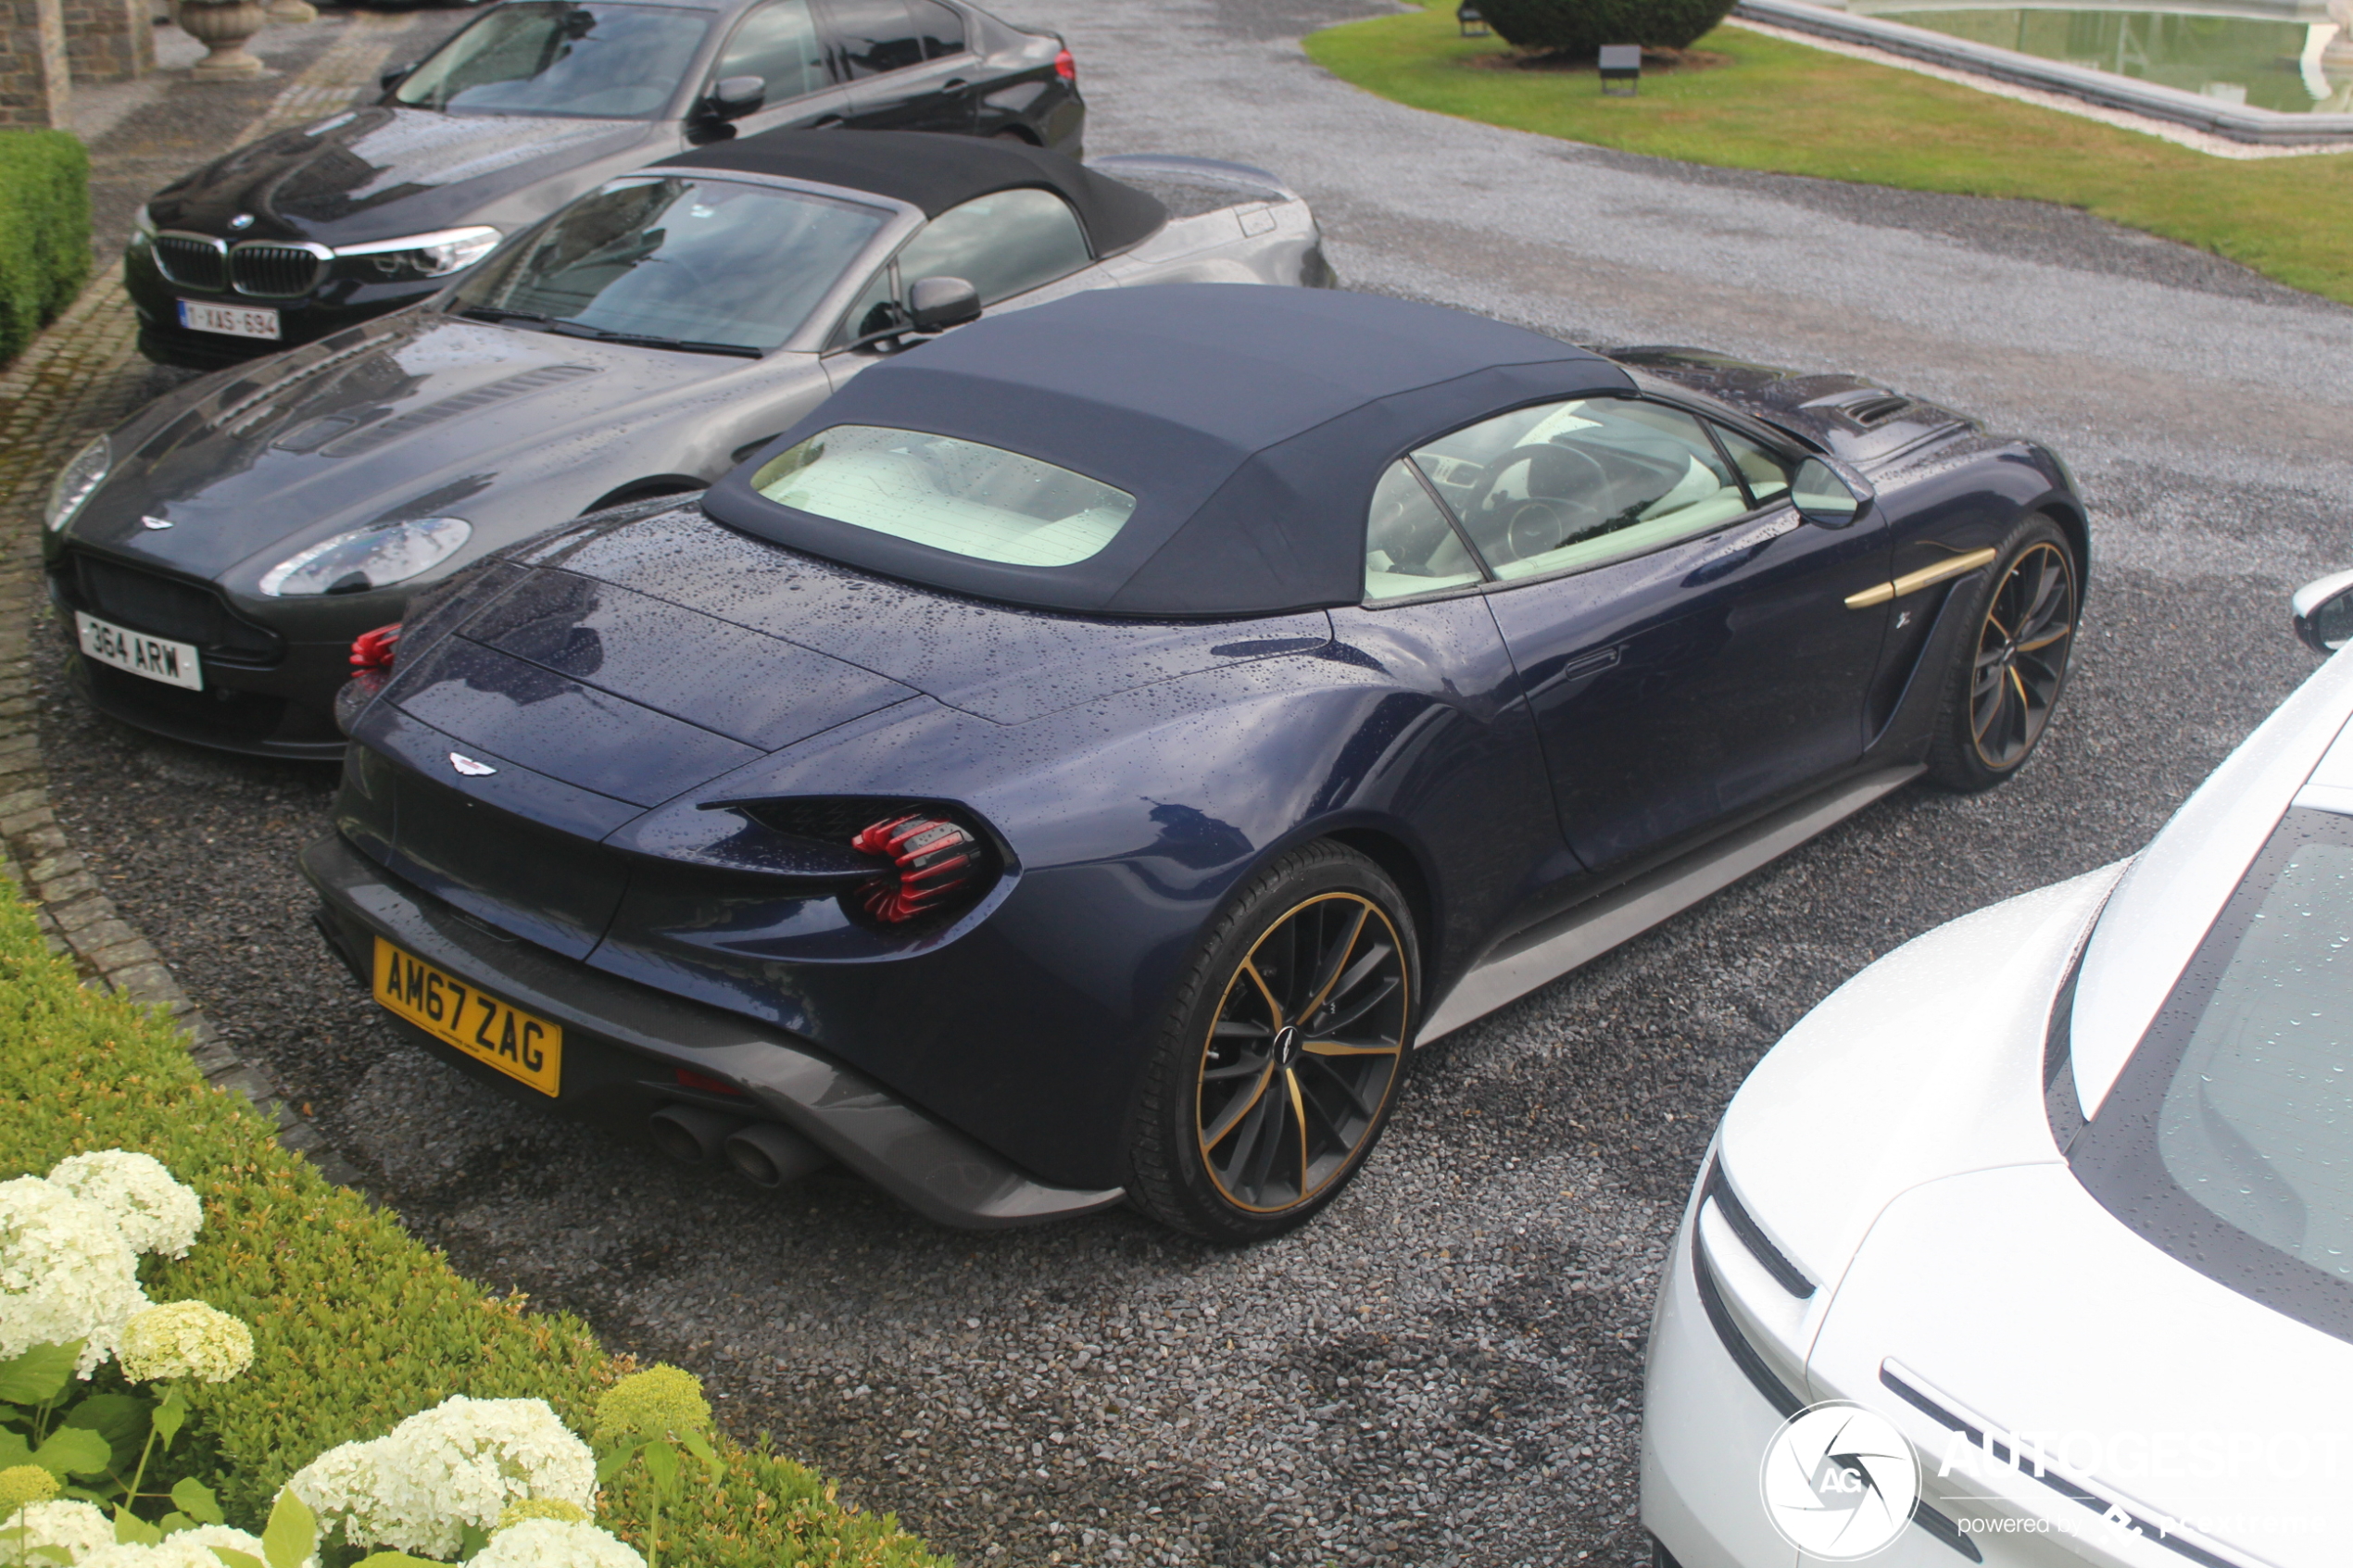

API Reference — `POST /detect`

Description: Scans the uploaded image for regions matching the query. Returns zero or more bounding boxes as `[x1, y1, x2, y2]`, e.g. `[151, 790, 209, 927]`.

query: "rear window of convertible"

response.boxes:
[751, 426, 1138, 568]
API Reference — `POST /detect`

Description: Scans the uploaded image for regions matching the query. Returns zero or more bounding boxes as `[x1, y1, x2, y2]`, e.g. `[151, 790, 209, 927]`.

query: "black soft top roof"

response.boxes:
[656, 129, 1167, 257]
[700, 287, 1637, 619]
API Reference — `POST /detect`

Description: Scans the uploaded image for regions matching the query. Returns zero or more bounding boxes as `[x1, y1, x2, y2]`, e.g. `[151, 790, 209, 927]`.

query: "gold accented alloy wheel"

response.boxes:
[1925, 515, 2081, 793]
[1195, 891, 1410, 1214]
[1969, 539, 2075, 771]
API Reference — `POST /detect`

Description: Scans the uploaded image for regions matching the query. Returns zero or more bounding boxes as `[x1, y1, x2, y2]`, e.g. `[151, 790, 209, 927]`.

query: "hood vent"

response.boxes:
[316, 363, 599, 458]
[1844, 394, 1912, 426]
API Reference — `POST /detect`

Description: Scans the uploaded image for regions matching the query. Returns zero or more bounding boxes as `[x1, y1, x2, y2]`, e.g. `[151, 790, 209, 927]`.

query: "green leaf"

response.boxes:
[31, 1424, 112, 1477]
[260, 1486, 317, 1568]
[351, 1555, 446, 1568]
[150, 1384, 187, 1449]
[171, 1476, 226, 1525]
[113, 1507, 164, 1547]
[643, 1437, 679, 1492]
[31, 1548, 76, 1566]
[159, 1513, 196, 1536]
[458, 1522, 490, 1561]
[210, 1551, 267, 1568]
[0, 1429, 33, 1468]
[679, 1430, 721, 1472]
[595, 1439, 642, 1484]
[0, 1343, 81, 1405]
[62, 1392, 150, 1470]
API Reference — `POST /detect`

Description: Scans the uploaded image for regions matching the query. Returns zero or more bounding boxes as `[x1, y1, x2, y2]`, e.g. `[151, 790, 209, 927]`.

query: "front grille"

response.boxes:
[83, 663, 293, 743]
[61, 554, 283, 662]
[231, 244, 325, 298]
[154, 235, 227, 293]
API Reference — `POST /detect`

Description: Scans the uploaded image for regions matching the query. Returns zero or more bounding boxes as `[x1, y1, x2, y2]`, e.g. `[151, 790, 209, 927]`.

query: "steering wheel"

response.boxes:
[1462, 443, 1611, 564]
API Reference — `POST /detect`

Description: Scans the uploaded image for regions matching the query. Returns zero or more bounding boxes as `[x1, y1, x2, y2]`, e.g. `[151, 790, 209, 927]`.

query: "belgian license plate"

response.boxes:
[372, 937, 562, 1096]
[75, 611, 202, 691]
[179, 299, 280, 340]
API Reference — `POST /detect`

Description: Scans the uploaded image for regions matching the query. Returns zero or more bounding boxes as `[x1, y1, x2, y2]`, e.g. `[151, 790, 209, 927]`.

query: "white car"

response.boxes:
[1641, 572, 2353, 1568]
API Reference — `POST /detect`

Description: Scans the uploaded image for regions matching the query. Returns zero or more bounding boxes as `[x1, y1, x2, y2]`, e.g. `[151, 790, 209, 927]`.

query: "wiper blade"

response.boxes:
[459, 306, 554, 327]
[547, 320, 761, 358]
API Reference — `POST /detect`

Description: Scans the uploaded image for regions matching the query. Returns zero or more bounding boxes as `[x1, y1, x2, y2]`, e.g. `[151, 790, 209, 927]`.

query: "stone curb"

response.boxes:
[0, 26, 427, 1192]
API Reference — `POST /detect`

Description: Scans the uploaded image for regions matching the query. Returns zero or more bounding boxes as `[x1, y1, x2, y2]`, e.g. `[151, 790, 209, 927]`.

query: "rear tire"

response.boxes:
[1125, 842, 1416, 1244]
[1923, 514, 2079, 792]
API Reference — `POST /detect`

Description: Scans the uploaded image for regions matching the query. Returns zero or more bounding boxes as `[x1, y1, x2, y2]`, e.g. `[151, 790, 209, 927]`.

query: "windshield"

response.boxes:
[2071, 805, 2353, 1341]
[751, 426, 1137, 567]
[392, 2, 711, 119]
[454, 177, 887, 353]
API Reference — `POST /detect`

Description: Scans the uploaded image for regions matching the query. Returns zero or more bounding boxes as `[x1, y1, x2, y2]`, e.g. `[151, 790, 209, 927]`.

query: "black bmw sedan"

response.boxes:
[126, 0, 1081, 369]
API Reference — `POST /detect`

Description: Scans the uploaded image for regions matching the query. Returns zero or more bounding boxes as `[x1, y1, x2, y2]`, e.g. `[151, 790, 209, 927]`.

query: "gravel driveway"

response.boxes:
[33, 3, 2353, 1564]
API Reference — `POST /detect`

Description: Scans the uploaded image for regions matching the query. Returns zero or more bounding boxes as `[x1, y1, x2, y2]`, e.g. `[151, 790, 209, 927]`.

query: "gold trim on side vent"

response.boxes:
[1844, 546, 1998, 610]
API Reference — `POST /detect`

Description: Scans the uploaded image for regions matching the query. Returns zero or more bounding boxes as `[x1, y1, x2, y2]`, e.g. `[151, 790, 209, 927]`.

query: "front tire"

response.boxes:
[1126, 842, 1416, 1243]
[1924, 514, 2080, 792]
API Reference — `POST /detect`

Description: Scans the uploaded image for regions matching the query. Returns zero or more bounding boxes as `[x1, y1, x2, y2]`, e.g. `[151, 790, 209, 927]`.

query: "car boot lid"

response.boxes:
[513, 501, 1334, 725]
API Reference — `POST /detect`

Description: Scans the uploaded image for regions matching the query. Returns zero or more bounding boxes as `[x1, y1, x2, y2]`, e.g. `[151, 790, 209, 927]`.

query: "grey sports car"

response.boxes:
[44, 130, 1329, 759]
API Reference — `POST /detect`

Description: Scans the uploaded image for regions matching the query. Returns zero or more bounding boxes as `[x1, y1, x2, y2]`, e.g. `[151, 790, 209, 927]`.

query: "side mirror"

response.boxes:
[1791, 457, 1864, 528]
[2293, 569, 2353, 655]
[379, 61, 414, 94]
[906, 275, 981, 332]
[706, 75, 766, 120]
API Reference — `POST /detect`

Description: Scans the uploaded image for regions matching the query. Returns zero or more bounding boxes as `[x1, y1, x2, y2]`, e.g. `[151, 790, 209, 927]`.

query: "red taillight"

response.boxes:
[1053, 45, 1075, 83]
[350, 622, 402, 672]
[674, 1067, 742, 1097]
[849, 813, 980, 923]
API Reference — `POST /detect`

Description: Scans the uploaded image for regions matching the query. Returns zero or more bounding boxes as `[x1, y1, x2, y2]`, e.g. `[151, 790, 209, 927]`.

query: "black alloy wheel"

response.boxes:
[1127, 842, 1416, 1242]
[1927, 515, 2080, 791]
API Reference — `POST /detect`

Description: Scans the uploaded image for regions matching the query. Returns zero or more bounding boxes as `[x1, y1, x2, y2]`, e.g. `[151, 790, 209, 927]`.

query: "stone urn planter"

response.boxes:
[174, 0, 271, 81]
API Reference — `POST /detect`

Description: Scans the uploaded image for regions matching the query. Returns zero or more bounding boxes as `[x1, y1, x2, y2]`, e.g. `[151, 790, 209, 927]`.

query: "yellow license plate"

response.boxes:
[372, 937, 561, 1096]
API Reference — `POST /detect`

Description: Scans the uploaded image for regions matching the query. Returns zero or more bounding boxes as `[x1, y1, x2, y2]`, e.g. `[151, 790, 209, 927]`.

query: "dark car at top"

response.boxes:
[302, 286, 2088, 1241]
[126, 0, 1082, 368]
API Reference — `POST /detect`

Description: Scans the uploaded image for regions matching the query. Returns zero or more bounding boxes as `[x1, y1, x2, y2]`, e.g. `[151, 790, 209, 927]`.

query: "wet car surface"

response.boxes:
[33, 0, 2353, 1564]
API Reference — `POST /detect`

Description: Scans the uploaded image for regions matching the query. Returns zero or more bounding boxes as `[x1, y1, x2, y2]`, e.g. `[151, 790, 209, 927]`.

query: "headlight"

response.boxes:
[45, 435, 110, 533]
[259, 517, 471, 596]
[334, 226, 502, 284]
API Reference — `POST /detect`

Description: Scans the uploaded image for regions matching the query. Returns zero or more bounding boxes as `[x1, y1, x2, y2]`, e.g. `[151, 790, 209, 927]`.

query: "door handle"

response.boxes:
[810, 114, 844, 129]
[942, 77, 968, 89]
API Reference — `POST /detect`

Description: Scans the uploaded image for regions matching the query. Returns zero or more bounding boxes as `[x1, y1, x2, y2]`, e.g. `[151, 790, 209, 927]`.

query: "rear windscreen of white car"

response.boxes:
[2071, 805, 2353, 1340]
[752, 425, 1137, 568]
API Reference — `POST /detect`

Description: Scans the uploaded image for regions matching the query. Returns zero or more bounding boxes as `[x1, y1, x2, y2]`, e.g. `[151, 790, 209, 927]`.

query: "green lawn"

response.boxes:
[1303, 6, 2353, 306]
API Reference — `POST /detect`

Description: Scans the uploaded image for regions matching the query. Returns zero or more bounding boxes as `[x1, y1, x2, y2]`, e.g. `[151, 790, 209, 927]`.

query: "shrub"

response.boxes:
[1476, 0, 1735, 56]
[0, 886, 947, 1568]
[0, 132, 92, 367]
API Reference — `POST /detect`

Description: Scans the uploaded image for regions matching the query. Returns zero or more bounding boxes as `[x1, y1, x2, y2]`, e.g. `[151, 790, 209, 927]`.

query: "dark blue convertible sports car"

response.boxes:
[303, 287, 2085, 1240]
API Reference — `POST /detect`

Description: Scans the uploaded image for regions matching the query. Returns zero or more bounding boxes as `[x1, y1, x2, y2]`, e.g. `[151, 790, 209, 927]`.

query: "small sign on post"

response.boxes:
[1599, 44, 1642, 95]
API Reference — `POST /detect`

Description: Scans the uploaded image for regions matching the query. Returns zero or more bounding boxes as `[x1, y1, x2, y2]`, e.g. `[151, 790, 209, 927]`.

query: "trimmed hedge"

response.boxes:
[0, 883, 949, 1568]
[1477, 0, 1736, 55]
[0, 132, 91, 368]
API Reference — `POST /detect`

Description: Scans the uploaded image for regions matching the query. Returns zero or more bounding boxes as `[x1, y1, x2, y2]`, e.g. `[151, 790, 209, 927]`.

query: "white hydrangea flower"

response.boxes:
[75, 1525, 310, 1568]
[0, 1499, 115, 1566]
[44, 1153, 202, 1261]
[118, 1301, 253, 1385]
[0, 1176, 148, 1376]
[473, 1519, 647, 1568]
[288, 1396, 595, 1560]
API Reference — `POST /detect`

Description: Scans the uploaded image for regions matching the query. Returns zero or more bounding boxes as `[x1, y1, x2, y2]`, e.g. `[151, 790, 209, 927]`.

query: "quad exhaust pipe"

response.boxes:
[648, 1105, 827, 1188]
[723, 1123, 828, 1188]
